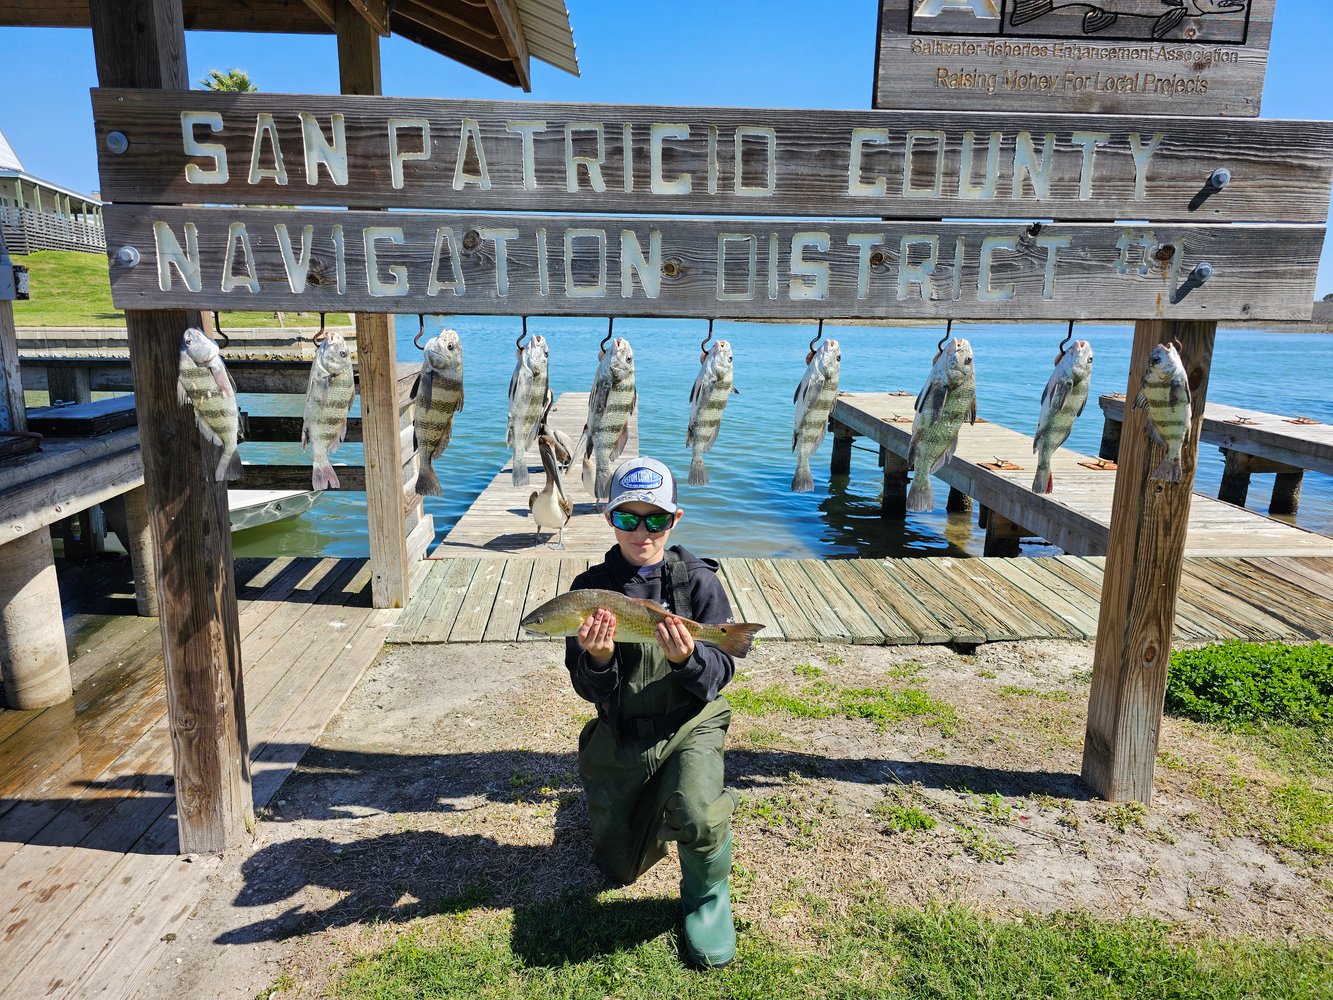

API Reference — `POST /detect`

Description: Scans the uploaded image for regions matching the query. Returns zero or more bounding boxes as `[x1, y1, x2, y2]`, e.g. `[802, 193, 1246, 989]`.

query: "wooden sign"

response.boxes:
[875, 0, 1275, 117]
[89, 89, 1333, 222]
[103, 206, 1321, 320]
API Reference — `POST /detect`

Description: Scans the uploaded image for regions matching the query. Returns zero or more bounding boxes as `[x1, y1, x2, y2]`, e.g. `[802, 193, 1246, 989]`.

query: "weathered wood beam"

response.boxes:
[0, 233, 72, 710]
[338, 0, 410, 609]
[88, 0, 252, 854]
[830, 426, 853, 476]
[0, 0, 332, 33]
[391, 4, 521, 87]
[300, 0, 337, 31]
[1082, 319, 1217, 804]
[485, 0, 532, 91]
[343, 0, 390, 36]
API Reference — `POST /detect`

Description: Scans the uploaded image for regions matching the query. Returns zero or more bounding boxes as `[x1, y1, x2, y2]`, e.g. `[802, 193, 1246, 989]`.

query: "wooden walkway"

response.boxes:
[432, 391, 638, 559]
[831, 392, 1333, 558]
[388, 554, 1333, 647]
[0, 555, 414, 1000]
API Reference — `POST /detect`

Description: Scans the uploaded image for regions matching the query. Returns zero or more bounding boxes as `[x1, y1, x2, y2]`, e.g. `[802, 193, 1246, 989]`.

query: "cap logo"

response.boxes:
[621, 468, 663, 489]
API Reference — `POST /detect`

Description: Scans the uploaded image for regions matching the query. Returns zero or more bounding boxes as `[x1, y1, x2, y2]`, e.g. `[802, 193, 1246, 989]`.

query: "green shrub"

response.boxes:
[1165, 642, 1332, 728]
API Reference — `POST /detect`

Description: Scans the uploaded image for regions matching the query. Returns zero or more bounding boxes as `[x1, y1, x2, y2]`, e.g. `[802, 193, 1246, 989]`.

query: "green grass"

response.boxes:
[328, 893, 1333, 999]
[12, 249, 350, 328]
[1166, 641, 1332, 729]
[873, 802, 937, 834]
[728, 682, 956, 735]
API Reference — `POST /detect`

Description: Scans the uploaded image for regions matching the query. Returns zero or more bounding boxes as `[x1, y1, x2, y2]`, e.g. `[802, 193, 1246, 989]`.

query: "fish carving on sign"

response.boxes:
[1010, 0, 1248, 40]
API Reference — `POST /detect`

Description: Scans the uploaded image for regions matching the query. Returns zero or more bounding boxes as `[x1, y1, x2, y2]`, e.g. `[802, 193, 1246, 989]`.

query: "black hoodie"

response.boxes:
[563, 544, 736, 707]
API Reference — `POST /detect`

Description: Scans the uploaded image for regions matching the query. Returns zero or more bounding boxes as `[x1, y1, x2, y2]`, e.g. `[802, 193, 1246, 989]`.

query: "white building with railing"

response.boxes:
[0, 128, 105, 254]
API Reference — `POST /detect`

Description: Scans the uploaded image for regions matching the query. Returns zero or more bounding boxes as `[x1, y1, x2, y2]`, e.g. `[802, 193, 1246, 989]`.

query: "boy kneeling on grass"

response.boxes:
[564, 457, 740, 968]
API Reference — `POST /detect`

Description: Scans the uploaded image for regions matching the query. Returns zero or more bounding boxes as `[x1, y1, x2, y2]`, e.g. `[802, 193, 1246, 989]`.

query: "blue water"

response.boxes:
[230, 319, 1333, 560]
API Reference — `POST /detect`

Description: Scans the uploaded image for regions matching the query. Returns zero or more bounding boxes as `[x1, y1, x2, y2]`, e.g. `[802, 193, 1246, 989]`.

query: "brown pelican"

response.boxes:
[540, 387, 576, 474]
[528, 432, 573, 548]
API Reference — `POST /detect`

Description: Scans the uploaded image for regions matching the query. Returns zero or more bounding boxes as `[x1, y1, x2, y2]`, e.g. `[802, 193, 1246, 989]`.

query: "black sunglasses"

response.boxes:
[610, 510, 674, 533]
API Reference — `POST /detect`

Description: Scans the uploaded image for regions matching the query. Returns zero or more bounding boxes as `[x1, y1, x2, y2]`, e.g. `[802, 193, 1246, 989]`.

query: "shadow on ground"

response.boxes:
[204, 742, 1089, 948]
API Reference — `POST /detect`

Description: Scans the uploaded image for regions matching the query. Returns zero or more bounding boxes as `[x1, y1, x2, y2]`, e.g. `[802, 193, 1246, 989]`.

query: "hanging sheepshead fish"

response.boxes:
[1134, 341, 1192, 482]
[301, 331, 357, 490]
[906, 337, 976, 512]
[686, 339, 738, 486]
[585, 337, 637, 501]
[412, 329, 465, 497]
[176, 327, 243, 481]
[506, 334, 549, 487]
[1032, 340, 1094, 494]
[791, 338, 841, 493]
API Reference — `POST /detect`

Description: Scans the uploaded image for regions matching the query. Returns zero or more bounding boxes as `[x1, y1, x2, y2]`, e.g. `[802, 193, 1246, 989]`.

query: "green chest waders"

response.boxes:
[575, 550, 737, 966]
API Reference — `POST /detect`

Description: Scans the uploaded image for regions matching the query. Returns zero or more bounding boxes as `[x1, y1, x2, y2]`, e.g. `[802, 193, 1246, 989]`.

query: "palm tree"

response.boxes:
[199, 69, 257, 92]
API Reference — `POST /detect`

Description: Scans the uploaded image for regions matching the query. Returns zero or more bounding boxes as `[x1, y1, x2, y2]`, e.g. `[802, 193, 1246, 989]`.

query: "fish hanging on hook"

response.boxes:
[412, 327, 465, 497]
[687, 330, 739, 487]
[507, 331, 549, 487]
[301, 330, 357, 490]
[906, 335, 976, 512]
[791, 336, 840, 492]
[177, 327, 243, 481]
[1134, 341, 1192, 482]
[1032, 336, 1094, 494]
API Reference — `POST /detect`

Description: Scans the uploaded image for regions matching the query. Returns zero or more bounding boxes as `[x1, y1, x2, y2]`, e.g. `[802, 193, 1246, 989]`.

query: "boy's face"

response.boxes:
[607, 501, 683, 567]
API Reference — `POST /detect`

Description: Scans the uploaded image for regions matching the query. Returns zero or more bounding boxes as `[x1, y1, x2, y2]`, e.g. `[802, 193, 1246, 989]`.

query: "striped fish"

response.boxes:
[412, 329, 465, 497]
[791, 338, 840, 492]
[906, 337, 977, 513]
[301, 332, 357, 490]
[586, 337, 637, 501]
[1133, 342, 1192, 482]
[176, 327, 242, 482]
[506, 335, 549, 487]
[686, 339, 738, 486]
[1032, 340, 1094, 494]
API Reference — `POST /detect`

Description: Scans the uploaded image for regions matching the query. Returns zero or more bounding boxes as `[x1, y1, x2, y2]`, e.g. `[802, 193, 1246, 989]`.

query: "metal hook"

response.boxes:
[1055, 319, 1074, 365]
[313, 313, 328, 345]
[599, 316, 614, 356]
[805, 319, 824, 363]
[516, 315, 529, 351]
[212, 311, 229, 350]
[700, 319, 714, 363]
[935, 319, 954, 357]
[414, 314, 426, 350]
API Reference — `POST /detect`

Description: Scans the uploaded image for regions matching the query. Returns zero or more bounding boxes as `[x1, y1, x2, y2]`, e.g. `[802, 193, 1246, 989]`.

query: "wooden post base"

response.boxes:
[831, 427, 853, 475]
[1270, 470, 1303, 516]
[0, 531, 73, 709]
[880, 451, 908, 519]
[983, 510, 1024, 557]
[1218, 449, 1252, 506]
[123, 485, 159, 616]
[946, 487, 972, 513]
[1082, 319, 1217, 804]
[1099, 414, 1123, 462]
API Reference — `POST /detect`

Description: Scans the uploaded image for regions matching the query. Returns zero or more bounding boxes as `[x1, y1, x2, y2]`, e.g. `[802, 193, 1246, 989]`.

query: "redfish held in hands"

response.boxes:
[521, 589, 764, 659]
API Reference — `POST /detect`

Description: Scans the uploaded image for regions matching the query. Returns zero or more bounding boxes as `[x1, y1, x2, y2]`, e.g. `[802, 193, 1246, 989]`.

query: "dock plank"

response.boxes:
[962, 559, 1085, 640]
[887, 559, 989, 644]
[450, 559, 506, 643]
[770, 559, 855, 642]
[822, 559, 921, 643]
[745, 558, 820, 641]
[416, 559, 481, 643]
[483, 559, 536, 642]
[717, 560, 787, 641]
[518, 558, 562, 641]
[989, 559, 1096, 639]
[1185, 560, 1330, 639]
[796, 559, 890, 644]
[844, 560, 952, 645]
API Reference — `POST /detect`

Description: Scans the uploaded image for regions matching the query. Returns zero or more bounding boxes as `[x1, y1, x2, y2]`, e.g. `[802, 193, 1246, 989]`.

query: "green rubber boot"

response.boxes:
[679, 832, 736, 968]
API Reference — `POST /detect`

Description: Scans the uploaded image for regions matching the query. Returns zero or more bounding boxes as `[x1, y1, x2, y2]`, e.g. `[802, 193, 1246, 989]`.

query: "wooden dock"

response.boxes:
[0, 555, 414, 1000]
[432, 391, 637, 559]
[1100, 395, 1332, 515]
[831, 392, 1333, 558]
[388, 554, 1333, 647]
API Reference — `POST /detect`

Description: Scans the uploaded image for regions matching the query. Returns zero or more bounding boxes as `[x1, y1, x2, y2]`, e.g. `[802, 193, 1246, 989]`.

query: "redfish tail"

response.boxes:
[1031, 464, 1052, 495]
[713, 622, 765, 659]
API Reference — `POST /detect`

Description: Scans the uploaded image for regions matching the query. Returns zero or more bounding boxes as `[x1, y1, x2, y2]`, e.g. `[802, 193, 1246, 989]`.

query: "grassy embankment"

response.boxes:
[11, 249, 349, 328]
[296, 641, 1332, 999]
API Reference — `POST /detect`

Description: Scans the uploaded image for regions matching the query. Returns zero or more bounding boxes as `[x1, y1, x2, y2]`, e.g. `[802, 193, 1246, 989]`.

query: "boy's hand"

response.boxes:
[578, 608, 617, 668]
[656, 616, 695, 664]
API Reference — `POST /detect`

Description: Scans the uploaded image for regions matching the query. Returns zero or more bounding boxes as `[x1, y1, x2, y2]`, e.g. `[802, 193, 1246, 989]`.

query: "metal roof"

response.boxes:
[517, 0, 579, 76]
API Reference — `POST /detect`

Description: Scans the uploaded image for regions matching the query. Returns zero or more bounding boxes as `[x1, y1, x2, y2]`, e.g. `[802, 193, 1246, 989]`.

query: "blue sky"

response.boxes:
[4, 0, 1331, 294]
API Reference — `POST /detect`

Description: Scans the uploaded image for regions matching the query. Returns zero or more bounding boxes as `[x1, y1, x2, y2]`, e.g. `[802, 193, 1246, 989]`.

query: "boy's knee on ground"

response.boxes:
[658, 788, 737, 851]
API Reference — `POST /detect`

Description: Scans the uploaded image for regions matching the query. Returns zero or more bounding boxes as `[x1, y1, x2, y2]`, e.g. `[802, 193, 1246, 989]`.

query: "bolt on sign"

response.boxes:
[92, 90, 1332, 321]
[875, 0, 1275, 116]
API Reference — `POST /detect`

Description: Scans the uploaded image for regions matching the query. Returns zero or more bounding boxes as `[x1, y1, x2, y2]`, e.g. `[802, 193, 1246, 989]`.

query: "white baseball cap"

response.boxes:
[605, 457, 678, 514]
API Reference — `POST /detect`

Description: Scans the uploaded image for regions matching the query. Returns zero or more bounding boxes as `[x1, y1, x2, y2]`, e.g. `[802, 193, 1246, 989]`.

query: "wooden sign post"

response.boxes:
[88, 0, 252, 854]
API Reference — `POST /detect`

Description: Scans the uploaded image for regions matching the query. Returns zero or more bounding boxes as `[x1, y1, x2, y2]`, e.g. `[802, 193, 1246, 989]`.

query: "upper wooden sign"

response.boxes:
[89, 89, 1333, 223]
[875, 0, 1275, 117]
